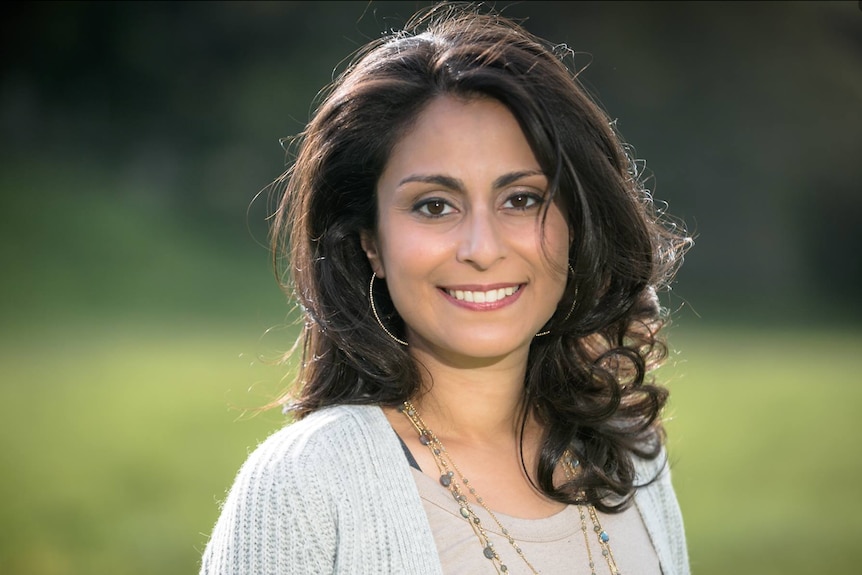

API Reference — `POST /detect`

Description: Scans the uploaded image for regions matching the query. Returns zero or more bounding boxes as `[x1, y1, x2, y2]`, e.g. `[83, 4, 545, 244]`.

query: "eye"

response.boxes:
[414, 198, 455, 217]
[503, 192, 543, 210]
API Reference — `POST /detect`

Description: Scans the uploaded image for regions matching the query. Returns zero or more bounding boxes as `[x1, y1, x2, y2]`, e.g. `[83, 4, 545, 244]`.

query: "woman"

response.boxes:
[201, 5, 691, 574]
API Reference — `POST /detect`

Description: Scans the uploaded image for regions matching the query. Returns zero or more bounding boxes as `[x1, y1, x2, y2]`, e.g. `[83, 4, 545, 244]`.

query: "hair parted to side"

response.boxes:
[269, 3, 692, 512]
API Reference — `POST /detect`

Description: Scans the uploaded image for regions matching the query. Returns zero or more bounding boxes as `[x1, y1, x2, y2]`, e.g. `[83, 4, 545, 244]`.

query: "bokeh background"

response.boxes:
[1, 1, 860, 574]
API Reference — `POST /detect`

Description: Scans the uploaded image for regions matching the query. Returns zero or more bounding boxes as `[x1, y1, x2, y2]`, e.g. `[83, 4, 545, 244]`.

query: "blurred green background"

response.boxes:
[1, 2, 860, 574]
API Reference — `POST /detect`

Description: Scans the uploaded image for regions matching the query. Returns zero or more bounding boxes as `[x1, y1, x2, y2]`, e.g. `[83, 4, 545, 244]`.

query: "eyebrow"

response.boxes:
[397, 169, 545, 192]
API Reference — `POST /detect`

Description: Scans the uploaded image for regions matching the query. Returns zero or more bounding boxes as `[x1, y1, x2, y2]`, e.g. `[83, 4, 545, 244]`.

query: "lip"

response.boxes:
[438, 283, 525, 310]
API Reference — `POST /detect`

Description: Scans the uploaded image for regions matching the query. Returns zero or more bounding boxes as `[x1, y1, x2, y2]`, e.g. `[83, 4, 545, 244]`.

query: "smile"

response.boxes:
[444, 285, 521, 304]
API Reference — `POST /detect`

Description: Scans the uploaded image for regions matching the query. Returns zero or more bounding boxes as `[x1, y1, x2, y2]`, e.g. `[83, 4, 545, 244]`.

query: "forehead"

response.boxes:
[379, 95, 541, 184]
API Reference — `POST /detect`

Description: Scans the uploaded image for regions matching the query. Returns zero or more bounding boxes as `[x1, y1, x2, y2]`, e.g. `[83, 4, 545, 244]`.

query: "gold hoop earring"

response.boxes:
[369, 272, 408, 347]
[535, 264, 577, 337]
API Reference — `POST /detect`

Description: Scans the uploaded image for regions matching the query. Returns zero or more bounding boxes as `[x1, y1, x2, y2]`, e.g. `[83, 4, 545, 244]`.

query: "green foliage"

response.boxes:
[1, 322, 860, 574]
[0, 159, 285, 325]
[4, 1, 862, 315]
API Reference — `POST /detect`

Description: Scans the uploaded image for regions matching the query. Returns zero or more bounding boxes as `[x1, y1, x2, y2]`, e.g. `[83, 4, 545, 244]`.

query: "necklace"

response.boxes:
[400, 401, 621, 575]
[562, 452, 621, 575]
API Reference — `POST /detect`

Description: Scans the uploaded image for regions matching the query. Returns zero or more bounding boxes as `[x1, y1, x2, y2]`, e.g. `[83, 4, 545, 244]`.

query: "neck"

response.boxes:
[407, 345, 532, 444]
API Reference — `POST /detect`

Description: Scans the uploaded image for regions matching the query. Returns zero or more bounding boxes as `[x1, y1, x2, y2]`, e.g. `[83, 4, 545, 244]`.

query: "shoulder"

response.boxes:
[200, 404, 410, 574]
[254, 403, 392, 457]
[632, 446, 669, 486]
[212, 404, 396, 521]
[239, 404, 395, 486]
[632, 448, 691, 575]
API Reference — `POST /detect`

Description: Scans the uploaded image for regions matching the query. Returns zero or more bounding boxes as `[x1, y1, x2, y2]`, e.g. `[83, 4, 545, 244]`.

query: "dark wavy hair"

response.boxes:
[269, 4, 691, 512]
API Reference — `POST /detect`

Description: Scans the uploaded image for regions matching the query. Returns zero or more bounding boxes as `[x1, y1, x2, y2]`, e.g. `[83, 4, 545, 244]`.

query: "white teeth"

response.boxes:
[446, 285, 521, 303]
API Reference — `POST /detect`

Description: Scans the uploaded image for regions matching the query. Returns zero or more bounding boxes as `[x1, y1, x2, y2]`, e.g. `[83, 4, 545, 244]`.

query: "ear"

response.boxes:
[359, 229, 385, 278]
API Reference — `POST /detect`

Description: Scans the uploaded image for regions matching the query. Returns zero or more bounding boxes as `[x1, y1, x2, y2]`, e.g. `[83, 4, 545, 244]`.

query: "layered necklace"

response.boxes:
[400, 401, 621, 575]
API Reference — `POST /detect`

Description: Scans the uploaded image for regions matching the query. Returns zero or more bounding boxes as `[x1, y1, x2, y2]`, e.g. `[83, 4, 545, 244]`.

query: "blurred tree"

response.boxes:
[1, 1, 860, 322]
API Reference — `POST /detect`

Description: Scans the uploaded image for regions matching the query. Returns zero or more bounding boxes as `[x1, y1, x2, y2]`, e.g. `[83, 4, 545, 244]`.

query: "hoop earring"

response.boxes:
[535, 264, 577, 337]
[369, 272, 408, 347]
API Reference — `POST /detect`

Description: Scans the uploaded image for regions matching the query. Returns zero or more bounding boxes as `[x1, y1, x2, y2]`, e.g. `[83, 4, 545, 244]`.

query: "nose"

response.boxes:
[455, 209, 507, 269]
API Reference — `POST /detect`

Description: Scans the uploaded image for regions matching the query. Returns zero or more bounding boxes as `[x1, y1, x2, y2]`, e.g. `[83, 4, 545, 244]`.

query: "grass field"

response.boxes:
[0, 320, 859, 574]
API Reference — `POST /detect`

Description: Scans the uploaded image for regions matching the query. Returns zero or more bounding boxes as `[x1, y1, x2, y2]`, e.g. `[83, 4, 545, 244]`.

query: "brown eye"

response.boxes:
[415, 198, 454, 217]
[503, 193, 541, 210]
[426, 200, 446, 215]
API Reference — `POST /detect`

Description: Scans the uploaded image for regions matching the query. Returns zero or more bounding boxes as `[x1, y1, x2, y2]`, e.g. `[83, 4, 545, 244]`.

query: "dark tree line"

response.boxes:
[2, 1, 860, 321]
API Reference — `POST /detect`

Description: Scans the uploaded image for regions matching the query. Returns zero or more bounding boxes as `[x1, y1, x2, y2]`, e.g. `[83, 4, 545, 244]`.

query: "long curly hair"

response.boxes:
[269, 4, 691, 512]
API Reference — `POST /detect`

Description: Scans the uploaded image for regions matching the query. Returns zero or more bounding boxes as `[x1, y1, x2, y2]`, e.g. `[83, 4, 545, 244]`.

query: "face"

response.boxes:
[362, 96, 570, 366]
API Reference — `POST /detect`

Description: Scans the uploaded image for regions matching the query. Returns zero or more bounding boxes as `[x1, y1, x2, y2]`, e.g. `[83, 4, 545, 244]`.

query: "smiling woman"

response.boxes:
[363, 96, 570, 364]
[200, 4, 692, 575]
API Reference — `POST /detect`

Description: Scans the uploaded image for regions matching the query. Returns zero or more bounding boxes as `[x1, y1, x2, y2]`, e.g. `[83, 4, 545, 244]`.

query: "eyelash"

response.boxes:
[411, 191, 545, 218]
[503, 192, 544, 211]
[413, 198, 455, 217]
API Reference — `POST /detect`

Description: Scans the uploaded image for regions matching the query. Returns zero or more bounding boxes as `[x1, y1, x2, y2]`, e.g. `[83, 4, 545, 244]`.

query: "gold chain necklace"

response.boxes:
[562, 451, 621, 575]
[400, 401, 621, 574]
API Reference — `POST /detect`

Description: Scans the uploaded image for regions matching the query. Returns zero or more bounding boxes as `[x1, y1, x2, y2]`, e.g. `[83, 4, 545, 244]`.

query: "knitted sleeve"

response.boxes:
[199, 419, 338, 575]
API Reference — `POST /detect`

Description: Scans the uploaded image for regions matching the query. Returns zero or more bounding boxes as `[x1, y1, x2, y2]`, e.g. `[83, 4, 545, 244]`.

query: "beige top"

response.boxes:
[412, 467, 662, 575]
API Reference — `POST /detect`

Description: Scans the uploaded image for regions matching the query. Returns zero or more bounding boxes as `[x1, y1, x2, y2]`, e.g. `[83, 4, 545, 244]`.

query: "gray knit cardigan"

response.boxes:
[200, 404, 690, 575]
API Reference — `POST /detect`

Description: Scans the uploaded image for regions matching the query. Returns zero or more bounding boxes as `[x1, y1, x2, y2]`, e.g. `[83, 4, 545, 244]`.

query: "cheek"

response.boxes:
[377, 219, 440, 282]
